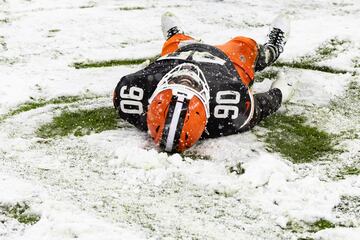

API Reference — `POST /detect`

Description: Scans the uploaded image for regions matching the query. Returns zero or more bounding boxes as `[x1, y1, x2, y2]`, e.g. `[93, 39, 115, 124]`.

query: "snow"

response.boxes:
[18, 200, 146, 240]
[0, 174, 43, 204]
[111, 146, 169, 170]
[289, 70, 351, 106]
[1, 0, 360, 239]
[315, 227, 360, 240]
[0, 173, 146, 240]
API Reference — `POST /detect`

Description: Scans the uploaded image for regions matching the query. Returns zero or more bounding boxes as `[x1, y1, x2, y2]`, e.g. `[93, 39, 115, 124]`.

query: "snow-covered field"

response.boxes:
[1, 0, 360, 239]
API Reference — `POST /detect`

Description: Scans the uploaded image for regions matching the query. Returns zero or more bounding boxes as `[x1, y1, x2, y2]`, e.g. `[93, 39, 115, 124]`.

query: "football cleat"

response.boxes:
[161, 12, 183, 39]
[265, 14, 291, 61]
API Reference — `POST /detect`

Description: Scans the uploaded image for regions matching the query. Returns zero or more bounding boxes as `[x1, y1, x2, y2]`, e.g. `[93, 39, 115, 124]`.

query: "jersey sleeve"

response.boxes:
[113, 62, 174, 131]
[113, 70, 152, 131]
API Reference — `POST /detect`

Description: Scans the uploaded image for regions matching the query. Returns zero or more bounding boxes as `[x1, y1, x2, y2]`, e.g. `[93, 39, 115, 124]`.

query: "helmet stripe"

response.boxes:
[172, 98, 188, 150]
[159, 98, 176, 151]
[165, 95, 185, 152]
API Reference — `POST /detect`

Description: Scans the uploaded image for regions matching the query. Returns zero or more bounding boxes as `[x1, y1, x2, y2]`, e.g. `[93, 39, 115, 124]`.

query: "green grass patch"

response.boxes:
[49, 29, 60, 33]
[0, 55, 17, 65]
[121, 204, 157, 232]
[243, 21, 265, 28]
[255, 69, 279, 82]
[259, 114, 336, 163]
[79, 4, 96, 9]
[228, 162, 245, 175]
[0, 18, 10, 24]
[73, 55, 160, 69]
[298, 37, 350, 63]
[10, 96, 83, 115]
[286, 220, 306, 233]
[164, 4, 189, 8]
[286, 219, 335, 233]
[182, 151, 211, 161]
[273, 61, 348, 74]
[36, 107, 118, 138]
[315, 38, 350, 60]
[0, 35, 6, 50]
[334, 195, 360, 221]
[353, 57, 360, 68]
[273, 38, 351, 74]
[335, 130, 359, 141]
[308, 219, 335, 232]
[329, 81, 360, 117]
[73, 56, 159, 69]
[347, 81, 360, 100]
[338, 166, 360, 176]
[119, 6, 146, 11]
[0, 203, 40, 225]
[0, 95, 99, 122]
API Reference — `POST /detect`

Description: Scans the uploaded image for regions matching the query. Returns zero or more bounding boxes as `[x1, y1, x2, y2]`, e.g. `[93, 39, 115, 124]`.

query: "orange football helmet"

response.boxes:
[147, 63, 210, 152]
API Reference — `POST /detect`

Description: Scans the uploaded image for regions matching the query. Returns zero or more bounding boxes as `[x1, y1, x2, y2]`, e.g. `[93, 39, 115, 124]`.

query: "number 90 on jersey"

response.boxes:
[214, 90, 241, 119]
[119, 86, 144, 114]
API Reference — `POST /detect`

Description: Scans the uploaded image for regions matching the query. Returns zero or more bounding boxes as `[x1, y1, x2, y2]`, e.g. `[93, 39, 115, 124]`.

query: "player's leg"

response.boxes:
[215, 36, 259, 86]
[253, 15, 293, 104]
[161, 12, 195, 56]
[255, 15, 290, 71]
[246, 88, 282, 129]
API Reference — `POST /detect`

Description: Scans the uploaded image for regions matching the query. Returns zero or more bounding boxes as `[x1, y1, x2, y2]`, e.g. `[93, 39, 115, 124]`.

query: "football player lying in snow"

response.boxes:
[113, 12, 292, 153]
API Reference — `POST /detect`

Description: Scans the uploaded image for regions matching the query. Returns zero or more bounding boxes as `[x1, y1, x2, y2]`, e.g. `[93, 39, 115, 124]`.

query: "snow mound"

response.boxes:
[110, 145, 169, 169]
[17, 200, 146, 240]
[315, 227, 360, 240]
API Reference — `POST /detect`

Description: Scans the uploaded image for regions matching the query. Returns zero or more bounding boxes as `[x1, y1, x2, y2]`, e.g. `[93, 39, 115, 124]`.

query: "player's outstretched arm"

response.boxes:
[270, 72, 298, 103]
[244, 88, 283, 130]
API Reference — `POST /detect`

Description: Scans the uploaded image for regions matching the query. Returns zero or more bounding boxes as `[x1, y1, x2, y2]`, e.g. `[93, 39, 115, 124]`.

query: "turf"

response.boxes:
[73, 56, 159, 69]
[0, 203, 40, 225]
[286, 218, 335, 233]
[0, 95, 99, 122]
[119, 6, 146, 11]
[314, 38, 350, 60]
[334, 195, 360, 221]
[338, 166, 360, 176]
[273, 38, 351, 74]
[259, 114, 336, 163]
[273, 61, 349, 74]
[353, 57, 360, 68]
[48, 29, 60, 33]
[0, 18, 10, 24]
[72, 38, 352, 74]
[36, 106, 118, 138]
[308, 219, 335, 233]
[181, 151, 211, 161]
[255, 69, 279, 82]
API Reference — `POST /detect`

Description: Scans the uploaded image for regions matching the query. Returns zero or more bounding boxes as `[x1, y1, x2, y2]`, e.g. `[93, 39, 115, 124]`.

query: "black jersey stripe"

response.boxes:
[164, 97, 183, 151]
[159, 95, 188, 152]
[159, 96, 179, 152]
[172, 98, 189, 151]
